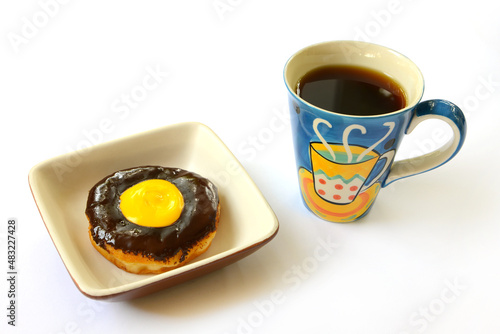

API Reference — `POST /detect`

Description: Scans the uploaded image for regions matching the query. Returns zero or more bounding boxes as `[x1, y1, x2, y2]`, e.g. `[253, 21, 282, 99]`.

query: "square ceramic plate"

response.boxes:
[29, 122, 279, 301]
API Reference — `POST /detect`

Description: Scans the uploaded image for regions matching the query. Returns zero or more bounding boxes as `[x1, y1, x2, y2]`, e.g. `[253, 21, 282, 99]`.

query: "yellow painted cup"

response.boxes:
[310, 143, 393, 205]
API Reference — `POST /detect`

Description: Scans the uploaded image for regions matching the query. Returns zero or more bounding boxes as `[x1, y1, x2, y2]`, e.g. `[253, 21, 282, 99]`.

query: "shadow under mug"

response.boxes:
[284, 40, 467, 223]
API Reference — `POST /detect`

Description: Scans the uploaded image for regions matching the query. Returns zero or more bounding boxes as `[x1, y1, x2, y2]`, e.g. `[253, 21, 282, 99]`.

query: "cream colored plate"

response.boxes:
[29, 122, 279, 301]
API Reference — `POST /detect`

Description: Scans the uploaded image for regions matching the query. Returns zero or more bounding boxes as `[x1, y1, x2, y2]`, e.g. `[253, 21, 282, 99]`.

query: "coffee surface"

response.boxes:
[296, 65, 406, 115]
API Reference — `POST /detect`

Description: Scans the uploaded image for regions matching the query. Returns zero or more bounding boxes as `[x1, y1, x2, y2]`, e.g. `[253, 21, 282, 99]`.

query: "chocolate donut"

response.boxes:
[85, 166, 220, 274]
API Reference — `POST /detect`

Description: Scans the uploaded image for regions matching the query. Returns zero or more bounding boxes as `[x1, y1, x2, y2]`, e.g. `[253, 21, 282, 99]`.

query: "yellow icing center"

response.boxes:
[119, 179, 184, 227]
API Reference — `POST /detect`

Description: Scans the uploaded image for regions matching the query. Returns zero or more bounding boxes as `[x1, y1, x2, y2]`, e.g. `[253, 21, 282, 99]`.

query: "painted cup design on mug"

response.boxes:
[310, 118, 395, 205]
[311, 143, 393, 204]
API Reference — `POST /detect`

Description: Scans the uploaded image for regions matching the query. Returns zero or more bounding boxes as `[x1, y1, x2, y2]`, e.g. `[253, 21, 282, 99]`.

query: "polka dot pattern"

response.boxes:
[313, 173, 365, 204]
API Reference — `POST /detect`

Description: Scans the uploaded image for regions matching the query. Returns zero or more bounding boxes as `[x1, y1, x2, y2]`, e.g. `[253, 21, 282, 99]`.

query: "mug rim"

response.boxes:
[284, 40, 425, 118]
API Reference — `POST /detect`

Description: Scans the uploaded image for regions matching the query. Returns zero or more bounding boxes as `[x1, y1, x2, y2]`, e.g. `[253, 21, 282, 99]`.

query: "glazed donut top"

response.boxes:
[85, 166, 219, 261]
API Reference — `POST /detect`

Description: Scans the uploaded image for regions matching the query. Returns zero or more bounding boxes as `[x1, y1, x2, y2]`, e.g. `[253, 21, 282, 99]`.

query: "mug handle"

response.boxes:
[384, 99, 467, 186]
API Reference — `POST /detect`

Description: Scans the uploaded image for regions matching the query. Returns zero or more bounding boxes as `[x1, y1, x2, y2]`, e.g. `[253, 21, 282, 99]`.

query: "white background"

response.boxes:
[1, 0, 499, 333]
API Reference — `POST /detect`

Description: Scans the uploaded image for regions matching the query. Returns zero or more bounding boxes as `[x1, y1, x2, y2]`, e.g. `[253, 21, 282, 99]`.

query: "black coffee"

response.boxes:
[296, 65, 406, 115]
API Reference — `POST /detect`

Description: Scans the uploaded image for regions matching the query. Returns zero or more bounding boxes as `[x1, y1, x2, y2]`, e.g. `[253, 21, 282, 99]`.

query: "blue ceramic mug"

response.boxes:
[284, 41, 466, 223]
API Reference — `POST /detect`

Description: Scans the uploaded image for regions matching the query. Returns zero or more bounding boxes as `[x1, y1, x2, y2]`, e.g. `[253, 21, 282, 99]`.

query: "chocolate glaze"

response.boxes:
[85, 166, 219, 262]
